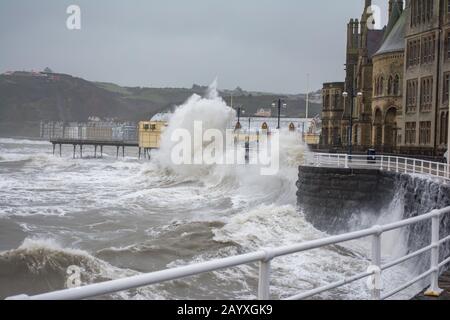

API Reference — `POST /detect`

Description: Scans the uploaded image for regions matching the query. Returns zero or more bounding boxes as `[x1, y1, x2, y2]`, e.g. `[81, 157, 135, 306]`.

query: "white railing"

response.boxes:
[6, 207, 450, 300]
[306, 153, 450, 182]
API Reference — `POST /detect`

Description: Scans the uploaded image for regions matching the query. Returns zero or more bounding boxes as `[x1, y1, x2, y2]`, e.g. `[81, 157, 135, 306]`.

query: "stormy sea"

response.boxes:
[0, 85, 423, 300]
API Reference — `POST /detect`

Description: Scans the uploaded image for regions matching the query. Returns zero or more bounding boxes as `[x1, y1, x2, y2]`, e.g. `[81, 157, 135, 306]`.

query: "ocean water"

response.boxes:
[0, 86, 425, 300]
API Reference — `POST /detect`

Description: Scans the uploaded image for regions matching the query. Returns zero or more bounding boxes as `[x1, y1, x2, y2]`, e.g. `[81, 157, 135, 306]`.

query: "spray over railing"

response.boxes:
[306, 153, 450, 182]
[6, 206, 450, 300]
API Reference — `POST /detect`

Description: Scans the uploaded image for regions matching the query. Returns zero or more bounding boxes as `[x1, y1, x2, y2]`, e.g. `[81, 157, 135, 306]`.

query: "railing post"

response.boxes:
[380, 156, 384, 170]
[387, 157, 391, 172]
[396, 158, 399, 173]
[371, 227, 382, 300]
[258, 259, 271, 300]
[345, 154, 349, 169]
[425, 212, 443, 297]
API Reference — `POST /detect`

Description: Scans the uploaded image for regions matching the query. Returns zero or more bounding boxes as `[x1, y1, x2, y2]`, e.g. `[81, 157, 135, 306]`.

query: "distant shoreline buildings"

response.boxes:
[321, 0, 450, 158]
[255, 108, 272, 117]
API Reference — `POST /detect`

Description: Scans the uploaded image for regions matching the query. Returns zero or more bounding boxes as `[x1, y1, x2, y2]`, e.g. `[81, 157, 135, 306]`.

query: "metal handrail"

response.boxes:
[306, 153, 450, 182]
[6, 207, 450, 301]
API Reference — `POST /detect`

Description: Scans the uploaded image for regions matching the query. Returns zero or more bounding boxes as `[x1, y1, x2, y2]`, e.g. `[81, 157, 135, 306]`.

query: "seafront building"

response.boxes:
[321, 0, 450, 158]
[321, 82, 345, 146]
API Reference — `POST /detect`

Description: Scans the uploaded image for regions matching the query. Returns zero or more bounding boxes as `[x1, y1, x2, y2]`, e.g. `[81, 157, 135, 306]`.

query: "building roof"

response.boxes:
[374, 9, 406, 56]
[323, 82, 345, 88]
[367, 29, 385, 58]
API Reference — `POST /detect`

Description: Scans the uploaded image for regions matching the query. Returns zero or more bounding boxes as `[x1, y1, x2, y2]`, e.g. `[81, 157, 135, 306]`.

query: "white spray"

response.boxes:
[155, 79, 236, 176]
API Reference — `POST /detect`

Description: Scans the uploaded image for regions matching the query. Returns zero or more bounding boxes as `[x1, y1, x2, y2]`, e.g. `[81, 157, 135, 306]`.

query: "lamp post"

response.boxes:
[272, 99, 287, 129]
[306, 73, 310, 119]
[342, 90, 363, 156]
[236, 106, 245, 130]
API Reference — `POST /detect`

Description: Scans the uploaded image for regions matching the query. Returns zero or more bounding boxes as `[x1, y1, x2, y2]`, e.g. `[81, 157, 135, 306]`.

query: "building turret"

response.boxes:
[388, 0, 395, 18]
[389, 0, 404, 21]
[384, 0, 403, 40]
[360, 0, 372, 49]
[347, 19, 360, 50]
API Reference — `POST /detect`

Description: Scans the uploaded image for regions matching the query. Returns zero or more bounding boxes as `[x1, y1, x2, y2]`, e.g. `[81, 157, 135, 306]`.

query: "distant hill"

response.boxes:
[0, 72, 322, 137]
[96, 82, 323, 119]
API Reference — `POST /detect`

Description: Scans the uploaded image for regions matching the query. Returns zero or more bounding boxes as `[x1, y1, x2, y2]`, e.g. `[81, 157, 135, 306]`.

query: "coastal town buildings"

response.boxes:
[321, 0, 450, 158]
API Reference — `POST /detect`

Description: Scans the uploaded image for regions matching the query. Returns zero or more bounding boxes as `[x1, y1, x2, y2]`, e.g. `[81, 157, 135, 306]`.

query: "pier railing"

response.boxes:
[305, 153, 450, 182]
[6, 207, 450, 300]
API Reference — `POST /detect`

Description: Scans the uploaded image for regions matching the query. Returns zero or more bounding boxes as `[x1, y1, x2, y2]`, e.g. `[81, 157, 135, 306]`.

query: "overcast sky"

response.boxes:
[0, 0, 389, 94]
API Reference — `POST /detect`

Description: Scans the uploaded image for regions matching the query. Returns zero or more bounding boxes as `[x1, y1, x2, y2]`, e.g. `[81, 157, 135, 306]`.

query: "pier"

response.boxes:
[50, 138, 153, 159]
[42, 121, 164, 159]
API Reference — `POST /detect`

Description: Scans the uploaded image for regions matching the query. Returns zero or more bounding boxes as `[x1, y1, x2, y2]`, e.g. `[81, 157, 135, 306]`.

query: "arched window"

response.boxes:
[333, 93, 340, 109]
[377, 76, 384, 96]
[393, 75, 400, 95]
[441, 112, 449, 145]
[374, 78, 378, 96]
[446, 112, 449, 144]
[374, 108, 383, 147]
[388, 76, 393, 95]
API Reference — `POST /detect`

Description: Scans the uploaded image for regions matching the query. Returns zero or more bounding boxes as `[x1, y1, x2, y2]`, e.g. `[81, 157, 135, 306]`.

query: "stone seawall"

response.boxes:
[296, 167, 396, 234]
[296, 166, 450, 266]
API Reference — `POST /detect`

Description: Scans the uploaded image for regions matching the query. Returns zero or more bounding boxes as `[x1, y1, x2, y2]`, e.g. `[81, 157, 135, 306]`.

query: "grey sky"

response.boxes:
[0, 0, 388, 94]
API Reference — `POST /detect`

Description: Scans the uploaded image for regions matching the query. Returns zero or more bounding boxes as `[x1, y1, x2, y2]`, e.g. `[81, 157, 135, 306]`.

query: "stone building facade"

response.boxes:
[342, 17, 361, 148]
[321, 0, 450, 158]
[399, 0, 449, 157]
[371, 1, 405, 153]
[351, 0, 385, 150]
[321, 82, 345, 146]
[321, 0, 385, 149]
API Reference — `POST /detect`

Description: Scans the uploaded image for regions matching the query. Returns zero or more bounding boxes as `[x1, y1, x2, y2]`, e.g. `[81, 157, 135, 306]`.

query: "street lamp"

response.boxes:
[272, 99, 287, 129]
[235, 106, 245, 130]
[342, 91, 363, 156]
